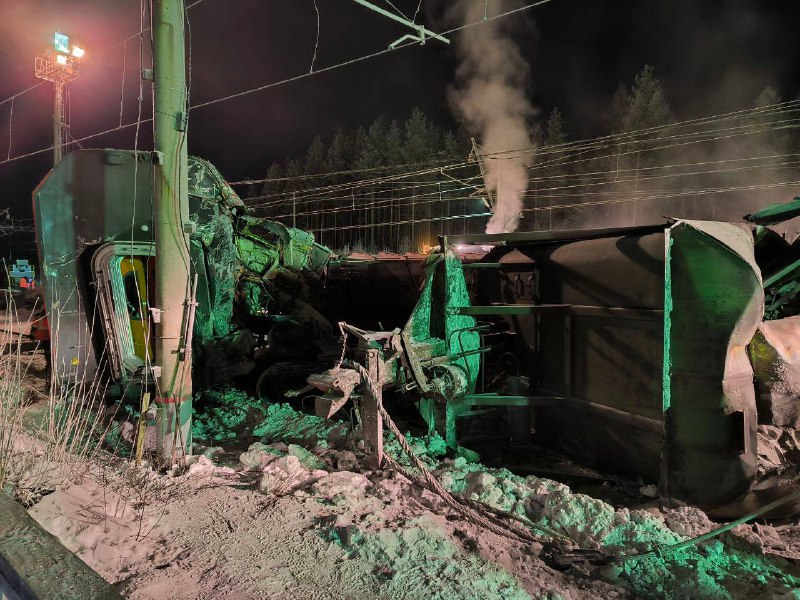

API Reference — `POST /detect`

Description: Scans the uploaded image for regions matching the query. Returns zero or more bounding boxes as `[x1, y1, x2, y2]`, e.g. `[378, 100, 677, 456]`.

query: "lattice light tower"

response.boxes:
[34, 32, 85, 166]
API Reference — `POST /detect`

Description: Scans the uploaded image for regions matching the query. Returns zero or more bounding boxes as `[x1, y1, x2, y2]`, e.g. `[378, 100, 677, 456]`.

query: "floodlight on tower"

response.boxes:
[35, 32, 84, 165]
[54, 32, 70, 53]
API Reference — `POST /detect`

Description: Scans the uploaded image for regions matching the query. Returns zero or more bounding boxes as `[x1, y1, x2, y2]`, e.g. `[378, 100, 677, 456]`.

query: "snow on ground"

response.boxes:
[26, 402, 800, 599]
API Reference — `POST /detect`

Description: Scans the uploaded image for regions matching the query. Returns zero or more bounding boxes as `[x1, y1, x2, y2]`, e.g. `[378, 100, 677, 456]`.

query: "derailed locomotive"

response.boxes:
[33, 149, 334, 393]
[33, 147, 800, 515]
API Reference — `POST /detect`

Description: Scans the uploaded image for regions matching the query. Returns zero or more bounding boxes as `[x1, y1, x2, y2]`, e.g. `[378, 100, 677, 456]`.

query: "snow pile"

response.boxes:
[432, 458, 800, 598]
[323, 515, 532, 600]
[25, 395, 800, 600]
[242, 402, 800, 599]
[192, 387, 266, 444]
[313, 481, 538, 598]
[252, 402, 350, 446]
[28, 465, 180, 583]
[233, 439, 537, 599]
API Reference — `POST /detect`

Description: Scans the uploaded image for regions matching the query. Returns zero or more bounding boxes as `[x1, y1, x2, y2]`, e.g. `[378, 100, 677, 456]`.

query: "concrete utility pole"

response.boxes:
[153, 0, 193, 461]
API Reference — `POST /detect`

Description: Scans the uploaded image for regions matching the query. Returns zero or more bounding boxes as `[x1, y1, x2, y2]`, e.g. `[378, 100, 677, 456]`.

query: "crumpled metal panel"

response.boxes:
[749, 316, 800, 428]
[402, 251, 481, 445]
[757, 424, 800, 475]
[663, 220, 763, 508]
[191, 197, 237, 345]
[188, 156, 245, 210]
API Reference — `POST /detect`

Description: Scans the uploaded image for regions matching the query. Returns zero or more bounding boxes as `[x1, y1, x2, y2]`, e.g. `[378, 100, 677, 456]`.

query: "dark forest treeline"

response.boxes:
[243, 66, 800, 253]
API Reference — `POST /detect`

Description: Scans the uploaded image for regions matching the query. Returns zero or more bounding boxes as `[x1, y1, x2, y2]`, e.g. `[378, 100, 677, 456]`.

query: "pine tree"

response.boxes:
[385, 120, 404, 166]
[750, 86, 791, 190]
[356, 116, 389, 170]
[402, 108, 438, 249]
[326, 129, 353, 178]
[544, 108, 567, 146]
[304, 135, 327, 176]
[251, 108, 484, 251]
[621, 65, 673, 133]
[602, 66, 674, 226]
[607, 83, 630, 134]
[258, 162, 285, 199]
[403, 107, 434, 165]
[537, 108, 569, 230]
[755, 85, 781, 110]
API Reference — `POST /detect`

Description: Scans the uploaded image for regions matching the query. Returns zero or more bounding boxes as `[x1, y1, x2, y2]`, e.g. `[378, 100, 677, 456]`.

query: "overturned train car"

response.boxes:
[427, 218, 798, 515]
[32, 148, 333, 393]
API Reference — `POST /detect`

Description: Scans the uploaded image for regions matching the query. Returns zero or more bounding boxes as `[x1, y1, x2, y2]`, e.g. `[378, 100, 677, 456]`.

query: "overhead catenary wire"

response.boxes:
[247, 144, 800, 213]
[309, 0, 320, 73]
[242, 105, 800, 205]
[293, 180, 800, 235]
[119, 39, 128, 127]
[0, 0, 548, 168]
[255, 160, 800, 223]
[229, 98, 800, 187]
[243, 118, 800, 211]
[189, 0, 555, 111]
[0, 0, 208, 168]
[0, 0, 794, 182]
[0, 82, 46, 110]
[5, 97, 12, 160]
[2, 0, 798, 254]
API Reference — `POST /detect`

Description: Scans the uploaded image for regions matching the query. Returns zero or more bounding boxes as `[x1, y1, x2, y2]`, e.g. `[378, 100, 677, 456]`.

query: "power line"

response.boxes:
[522, 180, 800, 213]
[307, 210, 493, 233]
[254, 159, 800, 221]
[0, 0, 547, 168]
[0, 0, 205, 165]
[282, 178, 800, 235]
[0, 82, 46, 109]
[243, 117, 800, 210]
[189, 0, 554, 110]
[0, 0, 794, 200]
[241, 101, 800, 203]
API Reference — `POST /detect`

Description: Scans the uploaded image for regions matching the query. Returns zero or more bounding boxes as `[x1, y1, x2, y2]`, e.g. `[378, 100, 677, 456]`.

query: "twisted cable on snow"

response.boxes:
[345, 359, 571, 547]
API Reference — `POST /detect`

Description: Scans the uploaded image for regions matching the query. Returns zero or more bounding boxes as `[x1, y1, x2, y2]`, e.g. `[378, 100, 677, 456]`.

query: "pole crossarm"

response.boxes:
[351, 0, 449, 46]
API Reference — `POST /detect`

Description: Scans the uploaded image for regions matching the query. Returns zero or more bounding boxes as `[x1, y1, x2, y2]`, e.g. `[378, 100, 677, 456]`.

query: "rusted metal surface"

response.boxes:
[361, 349, 384, 467]
[749, 316, 800, 428]
[306, 367, 361, 419]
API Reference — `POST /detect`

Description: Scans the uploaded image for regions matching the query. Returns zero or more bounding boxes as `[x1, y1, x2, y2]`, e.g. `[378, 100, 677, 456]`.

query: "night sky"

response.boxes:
[0, 0, 798, 231]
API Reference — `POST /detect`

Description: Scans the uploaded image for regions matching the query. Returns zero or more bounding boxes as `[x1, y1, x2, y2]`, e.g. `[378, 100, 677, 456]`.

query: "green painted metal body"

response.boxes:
[33, 149, 331, 391]
[745, 195, 800, 225]
[662, 221, 762, 506]
[403, 251, 481, 446]
[446, 221, 765, 510]
[33, 150, 156, 382]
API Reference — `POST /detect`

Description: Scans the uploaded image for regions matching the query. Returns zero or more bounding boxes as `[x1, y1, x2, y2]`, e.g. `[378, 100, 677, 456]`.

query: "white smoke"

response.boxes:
[449, 1, 536, 234]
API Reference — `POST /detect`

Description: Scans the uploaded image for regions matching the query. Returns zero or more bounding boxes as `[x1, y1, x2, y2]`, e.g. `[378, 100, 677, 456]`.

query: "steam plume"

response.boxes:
[449, 1, 536, 234]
